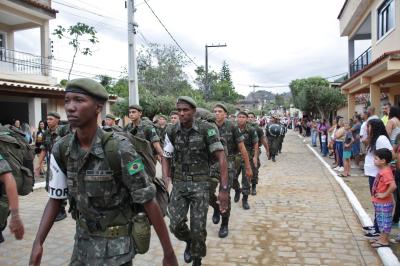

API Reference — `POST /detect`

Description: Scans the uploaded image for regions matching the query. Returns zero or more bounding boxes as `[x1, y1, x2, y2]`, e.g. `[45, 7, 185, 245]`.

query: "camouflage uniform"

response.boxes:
[209, 120, 243, 218]
[0, 153, 12, 232]
[164, 119, 224, 258]
[250, 122, 265, 185]
[156, 126, 167, 148]
[49, 128, 155, 265]
[234, 123, 258, 196]
[266, 122, 281, 161]
[125, 119, 160, 157]
[278, 124, 287, 153]
[41, 127, 60, 190]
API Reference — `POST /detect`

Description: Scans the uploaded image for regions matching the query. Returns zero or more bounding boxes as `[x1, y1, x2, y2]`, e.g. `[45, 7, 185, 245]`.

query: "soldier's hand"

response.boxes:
[162, 251, 178, 266]
[9, 212, 24, 240]
[34, 165, 42, 177]
[245, 167, 253, 179]
[252, 157, 258, 168]
[29, 242, 43, 266]
[218, 191, 229, 213]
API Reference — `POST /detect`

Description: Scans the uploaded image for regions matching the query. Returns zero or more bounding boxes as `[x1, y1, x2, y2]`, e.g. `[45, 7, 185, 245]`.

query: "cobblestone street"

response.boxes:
[0, 131, 382, 265]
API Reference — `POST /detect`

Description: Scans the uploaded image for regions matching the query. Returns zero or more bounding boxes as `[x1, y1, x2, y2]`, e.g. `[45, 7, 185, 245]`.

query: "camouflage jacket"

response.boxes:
[240, 123, 259, 154]
[0, 153, 12, 175]
[156, 126, 167, 147]
[40, 127, 59, 154]
[49, 128, 156, 227]
[217, 120, 244, 157]
[124, 119, 160, 143]
[164, 119, 224, 179]
[251, 122, 265, 146]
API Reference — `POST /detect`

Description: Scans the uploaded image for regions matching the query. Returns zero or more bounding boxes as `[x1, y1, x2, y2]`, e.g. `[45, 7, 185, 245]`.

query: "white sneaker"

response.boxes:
[338, 167, 344, 172]
[333, 166, 340, 171]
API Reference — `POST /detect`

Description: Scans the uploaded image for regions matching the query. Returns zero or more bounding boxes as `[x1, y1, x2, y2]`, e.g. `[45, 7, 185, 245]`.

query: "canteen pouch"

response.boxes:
[131, 212, 151, 254]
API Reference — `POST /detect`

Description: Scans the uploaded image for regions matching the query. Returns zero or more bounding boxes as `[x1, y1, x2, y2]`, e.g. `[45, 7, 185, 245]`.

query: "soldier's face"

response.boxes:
[237, 114, 247, 127]
[170, 115, 179, 125]
[65, 92, 101, 128]
[176, 103, 195, 124]
[158, 117, 167, 127]
[47, 116, 59, 129]
[248, 114, 256, 122]
[213, 107, 226, 122]
[128, 109, 141, 122]
[105, 118, 115, 126]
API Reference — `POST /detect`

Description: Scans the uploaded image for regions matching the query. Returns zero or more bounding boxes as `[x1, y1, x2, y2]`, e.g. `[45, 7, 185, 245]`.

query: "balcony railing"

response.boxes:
[0, 47, 51, 76]
[350, 46, 372, 76]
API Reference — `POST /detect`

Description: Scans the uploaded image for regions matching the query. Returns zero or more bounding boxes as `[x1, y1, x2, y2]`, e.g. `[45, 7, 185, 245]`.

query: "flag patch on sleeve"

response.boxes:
[208, 128, 216, 137]
[127, 159, 144, 175]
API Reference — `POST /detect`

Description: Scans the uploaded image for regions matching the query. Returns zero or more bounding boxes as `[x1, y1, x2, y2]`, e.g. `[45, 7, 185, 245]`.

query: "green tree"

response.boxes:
[96, 74, 114, 94]
[289, 77, 345, 118]
[274, 94, 284, 107]
[53, 22, 98, 80]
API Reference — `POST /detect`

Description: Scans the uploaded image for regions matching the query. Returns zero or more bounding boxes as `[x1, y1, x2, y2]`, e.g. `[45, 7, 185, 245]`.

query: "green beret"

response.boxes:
[177, 96, 197, 108]
[47, 111, 60, 119]
[158, 114, 167, 120]
[214, 103, 228, 113]
[129, 104, 143, 112]
[66, 78, 109, 101]
[105, 114, 116, 120]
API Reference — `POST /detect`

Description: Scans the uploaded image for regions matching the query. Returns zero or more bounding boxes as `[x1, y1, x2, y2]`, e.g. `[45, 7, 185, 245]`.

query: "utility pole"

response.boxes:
[205, 43, 227, 100]
[127, 0, 139, 105]
[249, 84, 260, 94]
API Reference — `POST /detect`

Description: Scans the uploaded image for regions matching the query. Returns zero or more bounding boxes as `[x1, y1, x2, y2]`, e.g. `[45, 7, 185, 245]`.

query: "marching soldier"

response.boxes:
[35, 111, 67, 221]
[248, 112, 269, 195]
[0, 154, 24, 243]
[210, 103, 252, 238]
[266, 115, 282, 162]
[103, 113, 123, 132]
[162, 96, 229, 266]
[235, 111, 259, 209]
[29, 78, 177, 266]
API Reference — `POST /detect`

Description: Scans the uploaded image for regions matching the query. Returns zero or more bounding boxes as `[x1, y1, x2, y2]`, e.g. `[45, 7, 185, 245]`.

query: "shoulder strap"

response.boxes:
[101, 132, 122, 176]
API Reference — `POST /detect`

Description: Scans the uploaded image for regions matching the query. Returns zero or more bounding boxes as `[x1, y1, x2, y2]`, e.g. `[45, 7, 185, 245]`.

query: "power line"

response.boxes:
[142, 0, 199, 67]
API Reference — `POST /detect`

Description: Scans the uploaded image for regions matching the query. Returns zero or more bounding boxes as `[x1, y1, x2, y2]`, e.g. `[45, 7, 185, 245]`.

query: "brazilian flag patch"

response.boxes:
[127, 159, 144, 175]
[208, 128, 216, 137]
[0, 154, 3, 160]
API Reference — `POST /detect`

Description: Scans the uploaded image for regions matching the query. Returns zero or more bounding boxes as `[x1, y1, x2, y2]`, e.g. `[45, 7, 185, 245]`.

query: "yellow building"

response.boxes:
[339, 0, 400, 118]
[0, 0, 115, 127]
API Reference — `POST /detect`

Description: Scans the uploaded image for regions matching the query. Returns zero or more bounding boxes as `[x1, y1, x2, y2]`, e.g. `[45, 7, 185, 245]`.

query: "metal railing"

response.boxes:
[0, 47, 51, 76]
[349, 46, 372, 76]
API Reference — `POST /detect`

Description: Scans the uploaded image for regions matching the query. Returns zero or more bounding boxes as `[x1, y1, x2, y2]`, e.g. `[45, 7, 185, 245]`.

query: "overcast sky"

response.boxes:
[15, 0, 371, 95]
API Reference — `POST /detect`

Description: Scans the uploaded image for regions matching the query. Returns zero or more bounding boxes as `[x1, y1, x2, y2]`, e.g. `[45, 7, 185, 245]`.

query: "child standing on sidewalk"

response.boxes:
[341, 122, 354, 177]
[321, 128, 328, 157]
[371, 148, 397, 248]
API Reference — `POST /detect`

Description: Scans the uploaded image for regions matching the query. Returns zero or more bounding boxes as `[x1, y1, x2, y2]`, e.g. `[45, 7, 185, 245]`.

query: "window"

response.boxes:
[377, 0, 395, 39]
[0, 32, 5, 61]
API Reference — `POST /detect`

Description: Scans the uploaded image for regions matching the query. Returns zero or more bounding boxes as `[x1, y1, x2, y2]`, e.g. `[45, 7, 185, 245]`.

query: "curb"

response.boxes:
[306, 143, 400, 266]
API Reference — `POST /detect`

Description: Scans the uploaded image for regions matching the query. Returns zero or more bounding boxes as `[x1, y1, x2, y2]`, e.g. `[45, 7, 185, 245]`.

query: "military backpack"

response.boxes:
[0, 125, 34, 196]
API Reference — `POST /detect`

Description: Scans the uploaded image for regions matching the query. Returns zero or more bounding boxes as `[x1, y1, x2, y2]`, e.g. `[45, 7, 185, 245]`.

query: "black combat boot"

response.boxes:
[212, 207, 220, 224]
[218, 217, 229, 238]
[192, 257, 202, 266]
[184, 240, 193, 263]
[242, 195, 250, 210]
[251, 184, 257, 195]
[272, 156, 276, 162]
[0, 231, 4, 243]
[234, 189, 241, 203]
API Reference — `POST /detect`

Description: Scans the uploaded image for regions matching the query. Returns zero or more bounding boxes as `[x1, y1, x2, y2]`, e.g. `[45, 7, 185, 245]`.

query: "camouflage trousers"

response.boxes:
[168, 180, 210, 258]
[233, 155, 257, 195]
[278, 135, 285, 152]
[0, 194, 9, 232]
[209, 159, 235, 218]
[268, 137, 279, 157]
[69, 223, 134, 266]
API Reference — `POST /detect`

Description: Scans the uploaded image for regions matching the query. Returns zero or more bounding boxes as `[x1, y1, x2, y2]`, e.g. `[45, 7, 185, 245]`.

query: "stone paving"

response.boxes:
[0, 130, 382, 265]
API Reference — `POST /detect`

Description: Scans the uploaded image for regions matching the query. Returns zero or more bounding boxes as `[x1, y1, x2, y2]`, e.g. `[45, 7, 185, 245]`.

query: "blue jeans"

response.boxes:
[322, 142, 328, 156]
[335, 141, 343, 167]
[311, 131, 318, 146]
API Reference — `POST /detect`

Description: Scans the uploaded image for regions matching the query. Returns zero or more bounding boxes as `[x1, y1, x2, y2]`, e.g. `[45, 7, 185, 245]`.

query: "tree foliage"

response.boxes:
[289, 77, 345, 118]
[53, 23, 98, 80]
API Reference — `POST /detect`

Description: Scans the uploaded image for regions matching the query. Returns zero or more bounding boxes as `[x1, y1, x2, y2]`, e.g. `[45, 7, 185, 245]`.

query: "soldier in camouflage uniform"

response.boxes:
[156, 115, 168, 148]
[248, 112, 269, 195]
[124, 105, 164, 162]
[266, 115, 282, 162]
[210, 103, 253, 238]
[0, 154, 24, 243]
[169, 111, 179, 125]
[235, 111, 259, 209]
[103, 114, 123, 132]
[35, 111, 68, 221]
[162, 96, 229, 266]
[278, 119, 287, 153]
[29, 78, 177, 266]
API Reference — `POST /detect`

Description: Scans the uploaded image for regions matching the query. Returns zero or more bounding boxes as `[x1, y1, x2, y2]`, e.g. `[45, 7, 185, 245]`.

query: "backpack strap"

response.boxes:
[101, 132, 122, 176]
